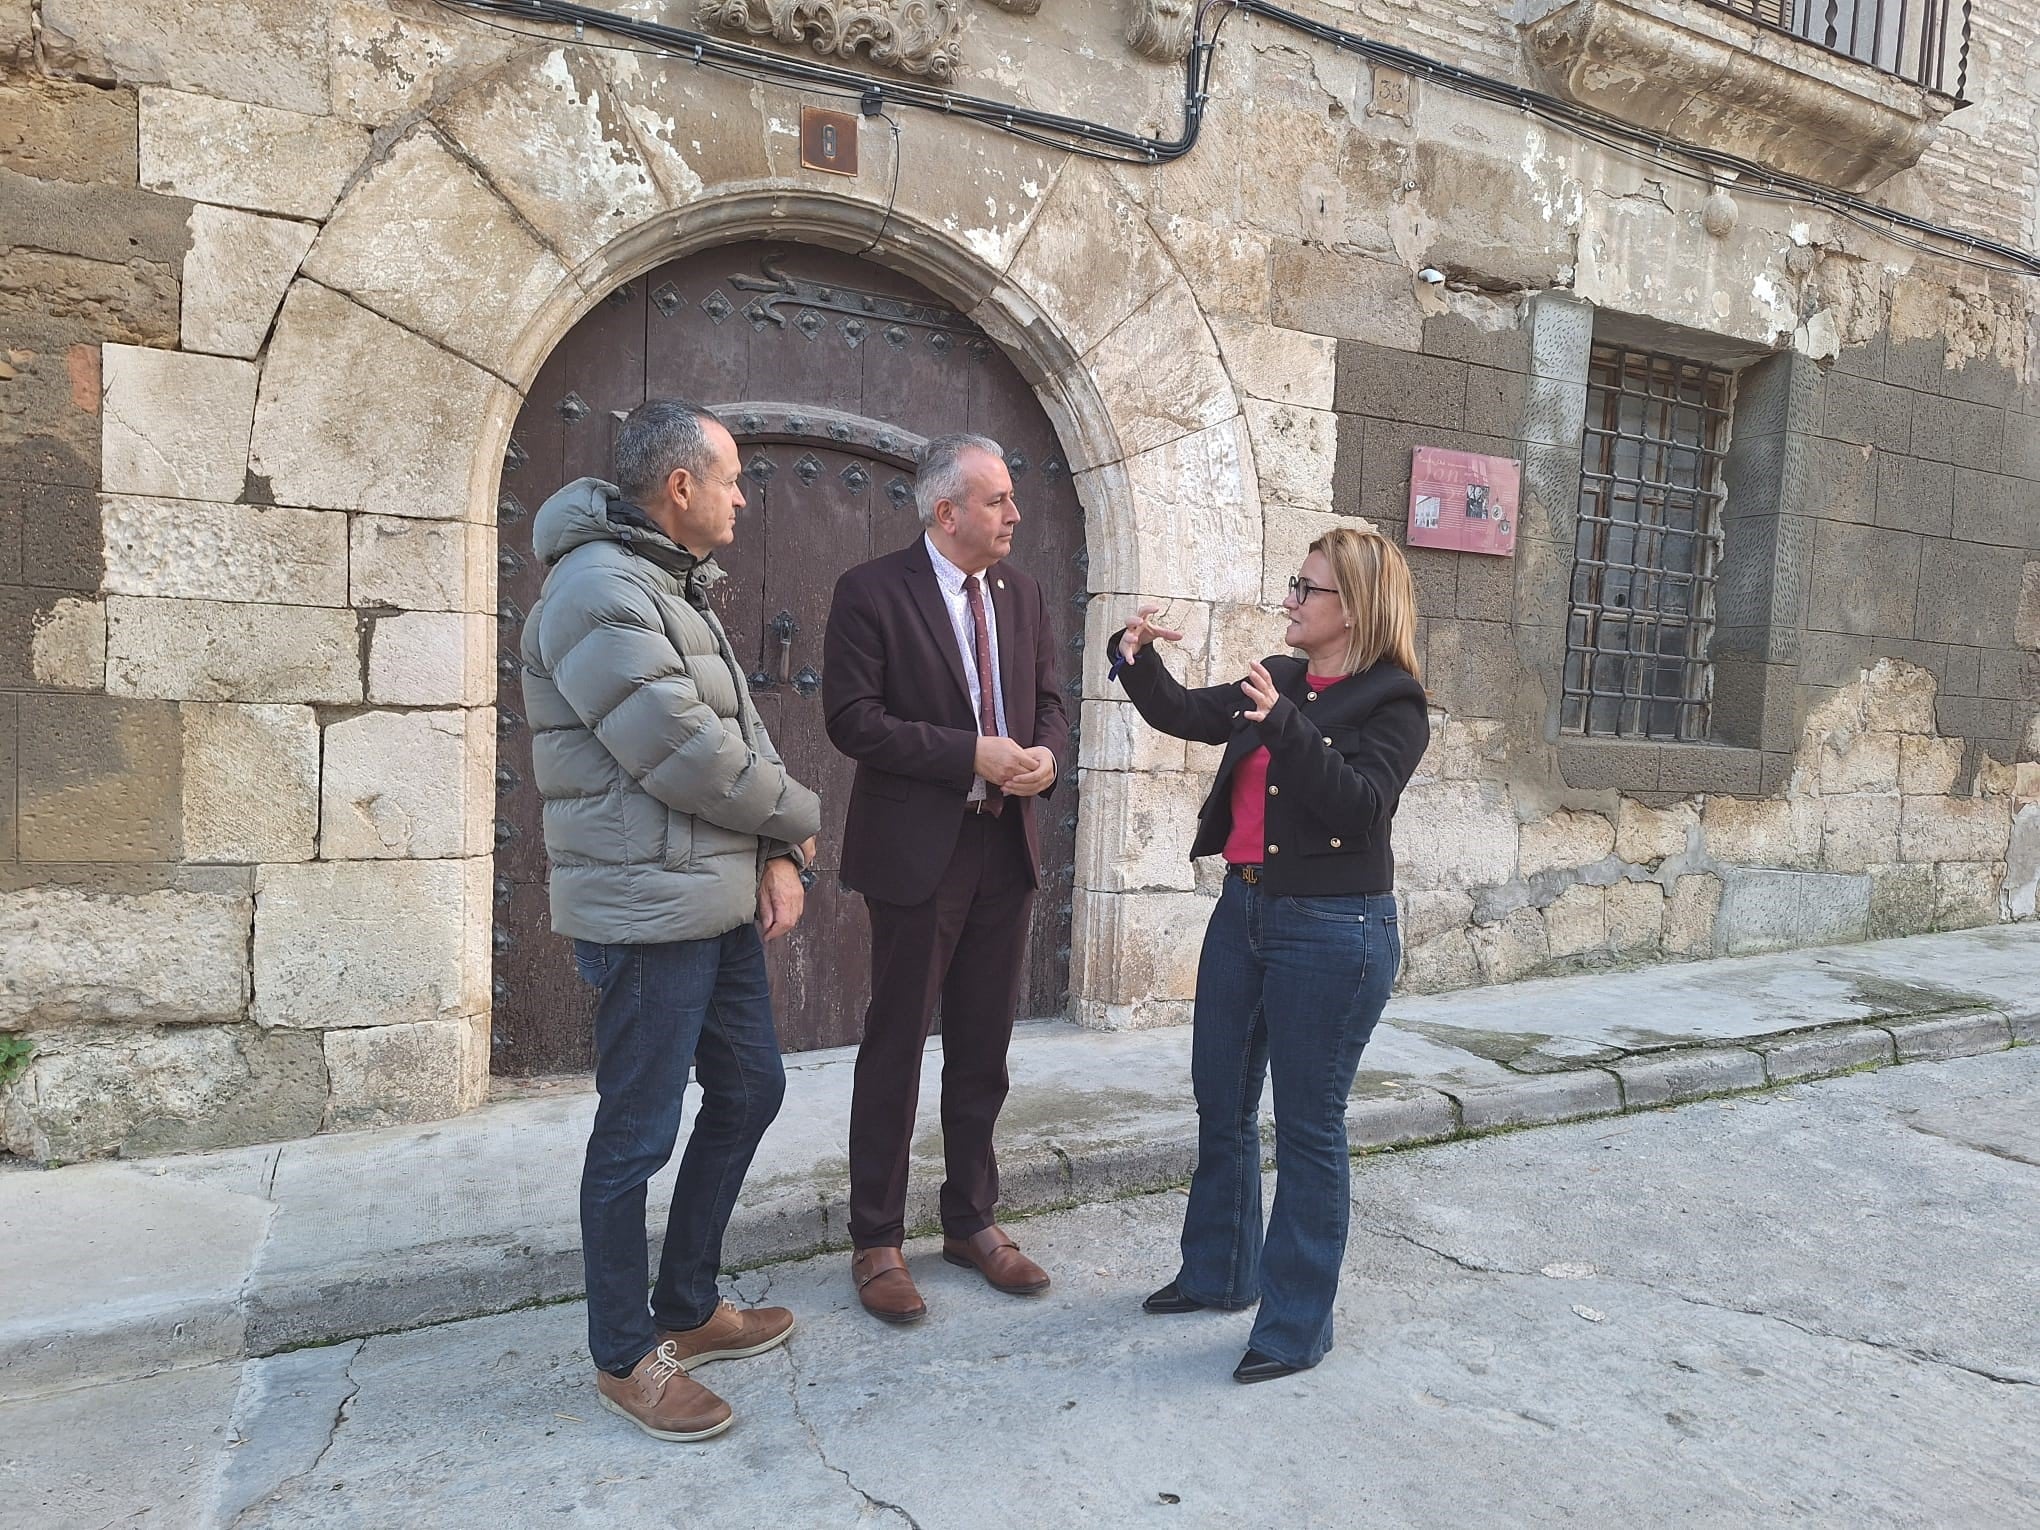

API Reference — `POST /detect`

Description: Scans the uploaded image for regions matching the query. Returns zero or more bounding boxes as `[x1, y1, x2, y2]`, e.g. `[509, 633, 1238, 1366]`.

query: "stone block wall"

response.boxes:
[0, 2, 497, 1159]
[0, 0, 2034, 1148]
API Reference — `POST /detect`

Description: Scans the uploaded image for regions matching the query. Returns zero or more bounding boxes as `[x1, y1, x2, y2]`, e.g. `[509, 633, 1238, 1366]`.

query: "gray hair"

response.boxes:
[613, 397, 722, 504]
[914, 433, 1005, 528]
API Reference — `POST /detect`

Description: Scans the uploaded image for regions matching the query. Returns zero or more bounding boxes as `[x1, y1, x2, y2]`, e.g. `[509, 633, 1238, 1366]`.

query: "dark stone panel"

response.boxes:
[1463, 365, 1530, 438]
[1558, 738, 1659, 790]
[1657, 744, 1764, 795]
[1977, 647, 2040, 703]
[1950, 468, 2036, 549]
[0, 324, 103, 491]
[1710, 659, 1799, 752]
[1425, 618, 1519, 718]
[1805, 519, 1921, 638]
[1421, 311, 1531, 373]
[1941, 353, 2017, 410]
[1760, 752, 1796, 795]
[17, 693, 183, 863]
[1831, 334, 1886, 380]
[1883, 334, 1947, 396]
[2005, 414, 2040, 484]
[1914, 538, 2021, 647]
[1722, 429, 1788, 520]
[1730, 351, 1800, 439]
[1802, 437, 1878, 525]
[1331, 410, 1364, 516]
[0, 692, 15, 863]
[1455, 551, 1515, 622]
[1334, 339, 1468, 425]
[1356, 414, 1419, 522]
[1797, 630, 1873, 688]
[8, 480, 103, 591]
[1520, 375, 1587, 450]
[1519, 441, 1582, 543]
[1873, 454, 1953, 536]
[0, 586, 76, 688]
[1510, 527, 1570, 630]
[1402, 546, 1459, 617]
[1823, 373, 1913, 451]
[1909, 392, 2004, 470]
[0, 166, 193, 266]
[0, 482, 21, 584]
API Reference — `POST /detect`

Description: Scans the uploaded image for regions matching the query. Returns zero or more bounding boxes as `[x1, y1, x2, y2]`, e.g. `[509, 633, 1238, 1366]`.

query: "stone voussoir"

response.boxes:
[1879, 1008, 2014, 1062]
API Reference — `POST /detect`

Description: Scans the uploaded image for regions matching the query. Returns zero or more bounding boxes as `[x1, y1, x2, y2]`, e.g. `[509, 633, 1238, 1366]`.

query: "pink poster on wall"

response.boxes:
[1407, 446, 1521, 557]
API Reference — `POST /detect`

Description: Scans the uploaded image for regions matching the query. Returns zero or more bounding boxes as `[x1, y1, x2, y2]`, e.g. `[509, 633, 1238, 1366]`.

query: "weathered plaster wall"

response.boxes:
[0, 0, 2033, 1154]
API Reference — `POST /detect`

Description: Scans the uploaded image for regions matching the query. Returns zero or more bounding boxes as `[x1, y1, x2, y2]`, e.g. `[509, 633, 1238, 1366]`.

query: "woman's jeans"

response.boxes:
[1175, 873, 1400, 1369]
[573, 926, 786, 1377]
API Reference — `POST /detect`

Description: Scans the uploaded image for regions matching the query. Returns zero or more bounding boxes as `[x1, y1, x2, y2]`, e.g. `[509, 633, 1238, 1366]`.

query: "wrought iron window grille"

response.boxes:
[1562, 344, 1736, 742]
[1699, 0, 1972, 97]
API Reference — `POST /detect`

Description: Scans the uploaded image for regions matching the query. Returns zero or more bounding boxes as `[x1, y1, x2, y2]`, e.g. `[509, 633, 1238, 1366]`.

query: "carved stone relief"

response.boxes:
[695, 0, 965, 81]
[982, 0, 1041, 13]
[1127, 0, 1195, 63]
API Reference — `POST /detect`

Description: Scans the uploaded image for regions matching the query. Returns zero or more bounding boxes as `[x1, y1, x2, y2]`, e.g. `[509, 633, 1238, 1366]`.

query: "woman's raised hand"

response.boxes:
[1118, 603, 1185, 664]
[1239, 660, 1280, 722]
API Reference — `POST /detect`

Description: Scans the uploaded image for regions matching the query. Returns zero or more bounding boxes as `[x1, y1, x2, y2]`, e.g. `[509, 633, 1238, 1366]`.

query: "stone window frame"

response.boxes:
[1532, 298, 1819, 797]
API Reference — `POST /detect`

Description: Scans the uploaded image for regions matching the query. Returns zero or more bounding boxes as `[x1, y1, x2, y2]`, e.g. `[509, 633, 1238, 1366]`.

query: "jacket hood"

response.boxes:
[532, 476, 726, 593]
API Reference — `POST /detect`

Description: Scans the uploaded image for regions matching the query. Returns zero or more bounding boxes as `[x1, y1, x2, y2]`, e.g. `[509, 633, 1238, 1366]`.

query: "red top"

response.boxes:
[1224, 673, 1350, 864]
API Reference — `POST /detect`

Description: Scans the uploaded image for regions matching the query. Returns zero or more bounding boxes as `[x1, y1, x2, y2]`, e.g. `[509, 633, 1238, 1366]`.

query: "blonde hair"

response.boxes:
[1309, 526, 1421, 680]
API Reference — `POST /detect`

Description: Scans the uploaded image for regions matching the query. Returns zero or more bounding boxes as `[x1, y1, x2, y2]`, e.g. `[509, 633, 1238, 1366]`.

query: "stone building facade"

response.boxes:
[0, 0, 2034, 1159]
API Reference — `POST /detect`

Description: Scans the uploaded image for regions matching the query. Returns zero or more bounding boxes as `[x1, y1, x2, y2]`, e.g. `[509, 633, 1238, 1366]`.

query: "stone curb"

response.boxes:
[10, 1003, 2030, 1392]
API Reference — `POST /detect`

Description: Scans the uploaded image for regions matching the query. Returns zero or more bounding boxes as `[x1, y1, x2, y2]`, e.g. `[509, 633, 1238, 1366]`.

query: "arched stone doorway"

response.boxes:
[493, 240, 1088, 1074]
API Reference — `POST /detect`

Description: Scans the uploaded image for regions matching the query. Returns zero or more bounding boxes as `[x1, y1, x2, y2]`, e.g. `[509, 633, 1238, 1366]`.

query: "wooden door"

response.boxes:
[492, 242, 1087, 1073]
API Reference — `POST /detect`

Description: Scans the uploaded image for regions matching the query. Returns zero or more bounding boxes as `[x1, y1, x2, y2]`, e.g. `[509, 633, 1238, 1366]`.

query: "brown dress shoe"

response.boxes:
[941, 1224, 1050, 1295]
[851, 1246, 928, 1324]
[595, 1341, 733, 1442]
[658, 1300, 795, 1371]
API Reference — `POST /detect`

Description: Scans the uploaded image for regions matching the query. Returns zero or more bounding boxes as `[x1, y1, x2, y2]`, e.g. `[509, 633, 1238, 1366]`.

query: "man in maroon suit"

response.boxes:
[822, 433, 1070, 1323]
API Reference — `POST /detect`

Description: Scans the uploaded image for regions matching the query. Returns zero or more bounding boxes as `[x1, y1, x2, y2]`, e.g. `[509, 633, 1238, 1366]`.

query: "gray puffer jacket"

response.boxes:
[519, 477, 821, 945]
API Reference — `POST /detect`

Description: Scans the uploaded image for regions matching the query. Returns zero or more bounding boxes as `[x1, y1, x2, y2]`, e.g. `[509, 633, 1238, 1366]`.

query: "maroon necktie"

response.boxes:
[964, 575, 1004, 815]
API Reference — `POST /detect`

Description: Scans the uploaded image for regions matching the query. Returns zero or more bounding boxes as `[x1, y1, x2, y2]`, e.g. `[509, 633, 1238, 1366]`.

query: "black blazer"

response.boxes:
[823, 538, 1069, 906]
[1117, 649, 1429, 896]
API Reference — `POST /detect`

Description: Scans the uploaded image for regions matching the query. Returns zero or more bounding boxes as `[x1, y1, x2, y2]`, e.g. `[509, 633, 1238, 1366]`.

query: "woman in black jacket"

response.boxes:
[1113, 526, 1429, 1383]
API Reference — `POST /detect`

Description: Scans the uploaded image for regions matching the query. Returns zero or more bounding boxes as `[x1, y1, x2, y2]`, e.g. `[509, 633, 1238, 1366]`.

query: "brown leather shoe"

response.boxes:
[941, 1224, 1050, 1295]
[595, 1341, 733, 1442]
[658, 1300, 795, 1370]
[851, 1246, 928, 1324]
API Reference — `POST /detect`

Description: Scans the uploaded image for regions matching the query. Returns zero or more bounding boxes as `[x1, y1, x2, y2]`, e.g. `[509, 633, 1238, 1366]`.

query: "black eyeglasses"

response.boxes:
[1286, 575, 1337, 603]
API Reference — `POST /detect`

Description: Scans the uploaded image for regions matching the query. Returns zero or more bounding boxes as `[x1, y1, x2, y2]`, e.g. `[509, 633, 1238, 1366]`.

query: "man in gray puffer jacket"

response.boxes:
[520, 398, 821, 1443]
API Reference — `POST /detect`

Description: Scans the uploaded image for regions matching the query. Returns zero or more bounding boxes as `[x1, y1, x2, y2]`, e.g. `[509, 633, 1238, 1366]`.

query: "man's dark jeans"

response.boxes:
[573, 925, 785, 1377]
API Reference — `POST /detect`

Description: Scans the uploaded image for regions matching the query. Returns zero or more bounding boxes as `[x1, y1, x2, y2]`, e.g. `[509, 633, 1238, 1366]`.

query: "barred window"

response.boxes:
[1562, 344, 1734, 740]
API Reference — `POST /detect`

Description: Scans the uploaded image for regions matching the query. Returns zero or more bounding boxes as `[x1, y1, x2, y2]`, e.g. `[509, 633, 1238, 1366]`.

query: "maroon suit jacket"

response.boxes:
[823, 537, 1069, 907]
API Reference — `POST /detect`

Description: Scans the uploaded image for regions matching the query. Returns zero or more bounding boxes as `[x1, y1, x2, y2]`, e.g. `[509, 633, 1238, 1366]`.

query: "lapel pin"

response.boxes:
[996, 579, 1005, 589]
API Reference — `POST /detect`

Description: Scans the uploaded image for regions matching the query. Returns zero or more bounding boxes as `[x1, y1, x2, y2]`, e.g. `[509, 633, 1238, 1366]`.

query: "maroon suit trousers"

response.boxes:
[847, 806, 1035, 1248]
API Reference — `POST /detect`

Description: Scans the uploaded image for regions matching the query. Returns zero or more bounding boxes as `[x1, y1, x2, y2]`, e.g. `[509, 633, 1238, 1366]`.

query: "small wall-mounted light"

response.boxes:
[1416, 267, 1447, 285]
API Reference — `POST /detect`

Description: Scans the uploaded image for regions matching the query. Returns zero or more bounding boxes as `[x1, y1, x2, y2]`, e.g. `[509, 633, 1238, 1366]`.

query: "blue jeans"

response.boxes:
[574, 926, 786, 1377]
[1174, 874, 1400, 1369]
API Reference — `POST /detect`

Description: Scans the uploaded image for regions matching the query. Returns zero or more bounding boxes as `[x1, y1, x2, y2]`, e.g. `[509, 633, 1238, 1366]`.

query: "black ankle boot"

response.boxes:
[1141, 1281, 1207, 1315]
[1232, 1348, 1305, 1384]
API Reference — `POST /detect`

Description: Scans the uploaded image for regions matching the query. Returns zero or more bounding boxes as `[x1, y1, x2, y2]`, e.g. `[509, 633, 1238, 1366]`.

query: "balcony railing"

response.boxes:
[1701, 0, 1972, 97]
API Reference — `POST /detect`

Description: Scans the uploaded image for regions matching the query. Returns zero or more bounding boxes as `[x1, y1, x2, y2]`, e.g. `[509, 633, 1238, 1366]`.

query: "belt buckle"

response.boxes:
[1236, 864, 1261, 886]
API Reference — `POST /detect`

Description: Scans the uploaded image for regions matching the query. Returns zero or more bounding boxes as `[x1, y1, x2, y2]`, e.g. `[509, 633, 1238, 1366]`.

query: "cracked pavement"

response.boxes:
[4, 1049, 2033, 1529]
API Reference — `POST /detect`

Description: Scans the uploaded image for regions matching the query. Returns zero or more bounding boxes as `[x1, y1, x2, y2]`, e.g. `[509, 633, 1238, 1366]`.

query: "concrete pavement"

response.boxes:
[1, 924, 2035, 1400]
[4, 1048, 2034, 1529]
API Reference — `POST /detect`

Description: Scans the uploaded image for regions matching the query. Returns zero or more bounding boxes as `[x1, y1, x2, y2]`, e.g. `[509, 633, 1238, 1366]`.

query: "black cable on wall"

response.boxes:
[431, 0, 2040, 281]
